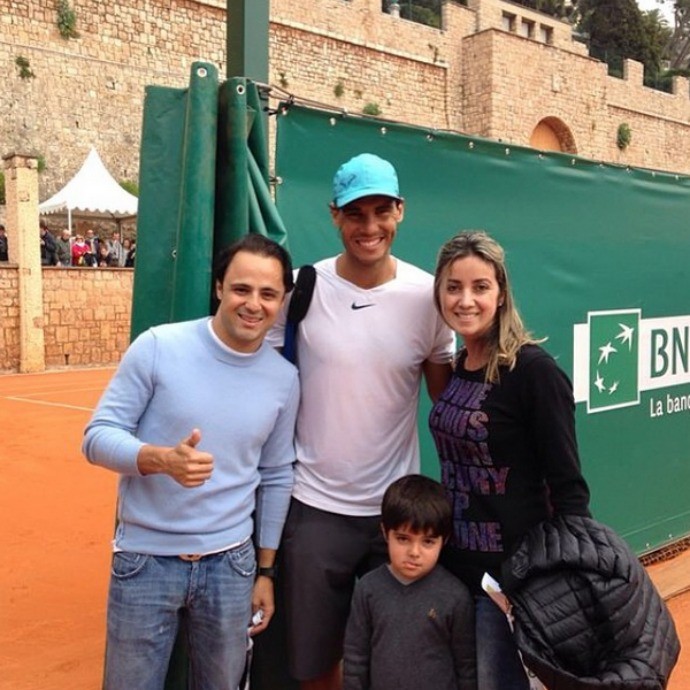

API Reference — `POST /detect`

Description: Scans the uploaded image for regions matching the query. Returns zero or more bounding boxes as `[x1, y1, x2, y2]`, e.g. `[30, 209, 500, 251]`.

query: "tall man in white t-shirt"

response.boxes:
[265, 153, 455, 690]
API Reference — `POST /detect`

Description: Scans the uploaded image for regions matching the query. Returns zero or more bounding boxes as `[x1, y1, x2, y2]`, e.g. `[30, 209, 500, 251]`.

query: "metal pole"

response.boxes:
[227, 0, 269, 83]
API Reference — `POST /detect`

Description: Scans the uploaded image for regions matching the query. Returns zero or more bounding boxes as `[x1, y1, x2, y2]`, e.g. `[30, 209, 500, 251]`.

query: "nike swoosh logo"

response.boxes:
[351, 302, 375, 310]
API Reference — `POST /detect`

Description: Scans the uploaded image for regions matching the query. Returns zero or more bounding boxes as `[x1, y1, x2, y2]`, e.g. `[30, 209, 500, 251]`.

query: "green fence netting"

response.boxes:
[131, 63, 287, 341]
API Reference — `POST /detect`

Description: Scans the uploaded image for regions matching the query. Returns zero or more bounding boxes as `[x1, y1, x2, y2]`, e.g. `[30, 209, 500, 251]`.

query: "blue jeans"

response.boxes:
[104, 540, 256, 690]
[476, 595, 530, 690]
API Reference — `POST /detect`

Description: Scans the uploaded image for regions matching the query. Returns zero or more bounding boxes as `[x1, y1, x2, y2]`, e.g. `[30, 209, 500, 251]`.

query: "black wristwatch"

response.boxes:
[257, 566, 277, 579]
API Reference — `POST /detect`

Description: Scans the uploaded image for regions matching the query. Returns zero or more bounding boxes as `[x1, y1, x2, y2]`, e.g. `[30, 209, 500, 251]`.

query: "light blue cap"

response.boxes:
[332, 153, 401, 208]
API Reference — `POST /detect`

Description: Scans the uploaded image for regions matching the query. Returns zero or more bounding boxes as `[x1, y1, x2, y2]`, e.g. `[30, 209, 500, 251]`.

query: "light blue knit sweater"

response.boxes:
[83, 317, 299, 555]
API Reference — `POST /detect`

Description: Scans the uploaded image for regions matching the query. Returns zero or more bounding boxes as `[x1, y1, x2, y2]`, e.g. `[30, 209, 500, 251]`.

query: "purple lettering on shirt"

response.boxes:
[456, 520, 503, 552]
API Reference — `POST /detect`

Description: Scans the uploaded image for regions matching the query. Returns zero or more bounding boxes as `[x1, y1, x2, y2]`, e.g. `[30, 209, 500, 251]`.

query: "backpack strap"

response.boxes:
[282, 265, 316, 364]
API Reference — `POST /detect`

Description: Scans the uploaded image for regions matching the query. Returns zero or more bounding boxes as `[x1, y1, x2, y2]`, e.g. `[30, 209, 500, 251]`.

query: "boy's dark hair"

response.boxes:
[213, 233, 294, 293]
[381, 474, 452, 540]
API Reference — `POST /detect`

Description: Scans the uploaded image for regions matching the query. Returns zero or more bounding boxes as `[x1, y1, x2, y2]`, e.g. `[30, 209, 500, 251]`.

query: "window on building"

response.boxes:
[502, 12, 516, 32]
[539, 25, 553, 44]
[519, 19, 534, 39]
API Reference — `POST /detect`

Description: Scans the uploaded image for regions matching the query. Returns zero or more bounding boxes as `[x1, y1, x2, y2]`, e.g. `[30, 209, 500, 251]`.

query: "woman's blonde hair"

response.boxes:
[434, 230, 543, 383]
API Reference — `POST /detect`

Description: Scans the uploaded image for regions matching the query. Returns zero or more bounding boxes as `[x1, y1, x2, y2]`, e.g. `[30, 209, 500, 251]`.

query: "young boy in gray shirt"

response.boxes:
[343, 475, 477, 690]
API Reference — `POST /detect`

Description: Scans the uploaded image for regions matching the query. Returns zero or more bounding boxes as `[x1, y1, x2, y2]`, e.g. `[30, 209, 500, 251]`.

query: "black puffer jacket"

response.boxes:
[501, 515, 681, 690]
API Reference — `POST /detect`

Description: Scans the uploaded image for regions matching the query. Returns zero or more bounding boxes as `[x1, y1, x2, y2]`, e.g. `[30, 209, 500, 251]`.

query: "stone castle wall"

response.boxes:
[0, 266, 20, 371]
[2, 0, 690, 371]
[41, 266, 133, 367]
[0, 264, 132, 372]
[464, 28, 690, 169]
[1, 0, 226, 199]
[3, 0, 690, 206]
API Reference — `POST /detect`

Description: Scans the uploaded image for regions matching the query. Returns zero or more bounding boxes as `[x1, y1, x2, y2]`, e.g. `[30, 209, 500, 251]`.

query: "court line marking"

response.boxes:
[0, 386, 106, 398]
[4, 396, 94, 412]
[0, 366, 116, 379]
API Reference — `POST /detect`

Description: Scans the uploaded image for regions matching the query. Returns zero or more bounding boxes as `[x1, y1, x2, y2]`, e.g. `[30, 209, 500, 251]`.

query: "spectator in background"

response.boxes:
[71, 234, 90, 266]
[123, 237, 136, 268]
[107, 231, 126, 267]
[0, 224, 8, 261]
[98, 244, 115, 267]
[82, 237, 98, 267]
[56, 228, 72, 267]
[85, 228, 100, 256]
[40, 221, 58, 266]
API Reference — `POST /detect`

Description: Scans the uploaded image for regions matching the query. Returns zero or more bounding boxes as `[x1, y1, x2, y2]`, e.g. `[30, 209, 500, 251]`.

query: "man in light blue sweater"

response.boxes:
[83, 234, 300, 690]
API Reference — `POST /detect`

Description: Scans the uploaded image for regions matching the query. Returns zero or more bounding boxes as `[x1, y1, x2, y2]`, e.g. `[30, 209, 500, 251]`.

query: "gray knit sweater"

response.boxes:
[343, 564, 477, 690]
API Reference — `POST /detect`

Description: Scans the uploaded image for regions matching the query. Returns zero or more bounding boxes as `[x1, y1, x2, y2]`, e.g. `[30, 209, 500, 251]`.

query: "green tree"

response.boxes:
[664, 0, 690, 69]
[640, 8, 673, 85]
[576, 0, 667, 81]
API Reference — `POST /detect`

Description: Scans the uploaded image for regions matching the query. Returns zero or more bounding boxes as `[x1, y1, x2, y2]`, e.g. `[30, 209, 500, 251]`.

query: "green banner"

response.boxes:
[275, 103, 690, 553]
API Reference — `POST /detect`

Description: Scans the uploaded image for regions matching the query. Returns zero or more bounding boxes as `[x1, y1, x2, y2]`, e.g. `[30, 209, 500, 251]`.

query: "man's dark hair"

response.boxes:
[381, 474, 452, 540]
[213, 233, 294, 293]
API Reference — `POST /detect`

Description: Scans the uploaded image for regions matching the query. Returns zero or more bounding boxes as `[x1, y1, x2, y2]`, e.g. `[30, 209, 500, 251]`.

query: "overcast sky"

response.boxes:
[636, 0, 675, 24]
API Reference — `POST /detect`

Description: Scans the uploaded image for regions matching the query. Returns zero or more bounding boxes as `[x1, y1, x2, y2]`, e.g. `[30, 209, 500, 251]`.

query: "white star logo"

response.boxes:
[594, 372, 606, 393]
[615, 324, 634, 350]
[598, 341, 617, 365]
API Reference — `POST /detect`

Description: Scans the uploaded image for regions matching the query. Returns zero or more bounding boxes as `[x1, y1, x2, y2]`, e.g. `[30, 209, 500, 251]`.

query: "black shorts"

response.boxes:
[281, 498, 387, 681]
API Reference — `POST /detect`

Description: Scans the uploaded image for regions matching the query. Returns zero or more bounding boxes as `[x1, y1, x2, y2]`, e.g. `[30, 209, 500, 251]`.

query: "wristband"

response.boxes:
[257, 566, 276, 579]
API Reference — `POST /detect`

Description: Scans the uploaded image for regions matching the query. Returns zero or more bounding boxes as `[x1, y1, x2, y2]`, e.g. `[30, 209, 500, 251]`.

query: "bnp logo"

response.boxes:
[573, 308, 690, 415]
[587, 310, 640, 413]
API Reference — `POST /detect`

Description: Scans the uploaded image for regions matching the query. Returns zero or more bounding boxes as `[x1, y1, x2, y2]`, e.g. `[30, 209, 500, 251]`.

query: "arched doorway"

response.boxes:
[529, 117, 577, 153]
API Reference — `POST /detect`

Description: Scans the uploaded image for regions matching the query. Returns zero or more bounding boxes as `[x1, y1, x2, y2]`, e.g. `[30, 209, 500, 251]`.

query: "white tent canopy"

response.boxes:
[39, 147, 138, 232]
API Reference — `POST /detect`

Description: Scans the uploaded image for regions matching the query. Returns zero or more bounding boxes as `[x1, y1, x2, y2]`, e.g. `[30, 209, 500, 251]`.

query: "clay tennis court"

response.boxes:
[1, 367, 688, 690]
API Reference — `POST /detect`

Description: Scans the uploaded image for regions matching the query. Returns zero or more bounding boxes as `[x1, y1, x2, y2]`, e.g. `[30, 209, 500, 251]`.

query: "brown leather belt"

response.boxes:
[177, 540, 248, 562]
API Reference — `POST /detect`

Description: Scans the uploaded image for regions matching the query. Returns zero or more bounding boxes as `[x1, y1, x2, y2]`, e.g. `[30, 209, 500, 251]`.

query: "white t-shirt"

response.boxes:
[267, 256, 454, 516]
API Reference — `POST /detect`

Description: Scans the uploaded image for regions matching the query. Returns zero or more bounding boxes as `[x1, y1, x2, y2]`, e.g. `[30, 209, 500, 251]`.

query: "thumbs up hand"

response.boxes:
[136, 429, 214, 487]
[165, 428, 214, 487]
